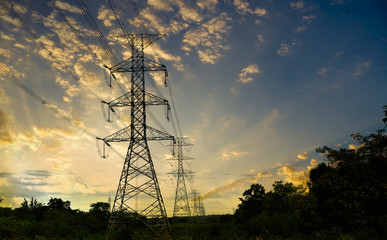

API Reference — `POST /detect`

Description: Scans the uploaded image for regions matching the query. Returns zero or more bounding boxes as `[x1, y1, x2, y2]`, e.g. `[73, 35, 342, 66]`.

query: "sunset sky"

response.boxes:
[1, 0, 386, 215]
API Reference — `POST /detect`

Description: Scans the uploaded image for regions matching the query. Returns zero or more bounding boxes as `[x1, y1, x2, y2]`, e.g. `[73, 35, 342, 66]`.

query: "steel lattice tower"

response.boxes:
[168, 138, 193, 217]
[100, 33, 174, 239]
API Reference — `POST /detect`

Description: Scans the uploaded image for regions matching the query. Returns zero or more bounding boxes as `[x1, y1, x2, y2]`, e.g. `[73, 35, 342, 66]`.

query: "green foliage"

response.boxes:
[234, 109, 387, 239]
[48, 197, 71, 210]
[235, 183, 266, 221]
[0, 198, 108, 239]
[310, 127, 387, 238]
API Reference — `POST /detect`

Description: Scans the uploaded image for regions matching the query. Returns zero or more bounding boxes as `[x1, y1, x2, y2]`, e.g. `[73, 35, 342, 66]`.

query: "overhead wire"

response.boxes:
[53, 0, 128, 126]
[73, 0, 131, 95]
[0, 0, 130, 160]
[0, 65, 125, 160]
[0, 0, 103, 101]
[107, 0, 176, 143]
[128, 0, 184, 139]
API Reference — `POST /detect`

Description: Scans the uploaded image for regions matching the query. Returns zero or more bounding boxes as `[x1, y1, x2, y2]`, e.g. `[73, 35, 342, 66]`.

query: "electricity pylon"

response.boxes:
[168, 137, 193, 217]
[99, 33, 174, 239]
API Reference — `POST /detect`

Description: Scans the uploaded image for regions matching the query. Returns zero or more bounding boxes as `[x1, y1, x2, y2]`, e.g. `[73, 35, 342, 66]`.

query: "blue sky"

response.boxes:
[0, 0, 386, 215]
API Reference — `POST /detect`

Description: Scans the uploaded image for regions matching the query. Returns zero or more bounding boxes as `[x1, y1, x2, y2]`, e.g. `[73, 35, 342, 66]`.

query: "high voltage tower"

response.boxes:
[98, 33, 175, 238]
[168, 138, 194, 217]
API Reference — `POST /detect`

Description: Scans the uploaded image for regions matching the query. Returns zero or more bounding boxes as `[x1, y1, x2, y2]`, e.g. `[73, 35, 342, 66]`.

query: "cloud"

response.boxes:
[55, 76, 80, 100]
[317, 67, 329, 77]
[290, 1, 304, 10]
[348, 144, 359, 150]
[201, 172, 272, 199]
[331, 0, 351, 5]
[0, 177, 10, 187]
[233, 0, 267, 16]
[277, 159, 319, 185]
[353, 61, 370, 76]
[0, 88, 9, 105]
[257, 34, 264, 43]
[262, 109, 279, 126]
[0, 32, 15, 41]
[130, 7, 189, 35]
[25, 170, 52, 177]
[97, 5, 116, 27]
[295, 26, 307, 33]
[177, 2, 203, 23]
[277, 43, 295, 56]
[197, 0, 218, 11]
[182, 12, 232, 64]
[302, 14, 316, 23]
[221, 150, 248, 160]
[0, 7, 20, 27]
[0, 109, 12, 144]
[147, 0, 173, 11]
[52, 1, 82, 14]
[237, 64, 260, 83]
[277, 165, 296, 176]
[277, 165, 308, 185]
[230, 86, 239, 96]
[144, 44, 184, 71]
[13, 3, 28, 14]
[297, 152, 309, 160]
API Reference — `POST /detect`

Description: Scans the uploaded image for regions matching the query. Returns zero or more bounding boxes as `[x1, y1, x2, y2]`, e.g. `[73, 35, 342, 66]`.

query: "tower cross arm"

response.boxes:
[109, 33, 165, 49]
[100, 125, 174, 143]
[110, 57, 167, 73]
[106, 91, 169, 108]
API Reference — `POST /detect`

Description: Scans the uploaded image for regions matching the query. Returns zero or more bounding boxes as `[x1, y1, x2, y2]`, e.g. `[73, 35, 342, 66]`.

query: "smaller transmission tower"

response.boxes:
[168, 137, 193, 217]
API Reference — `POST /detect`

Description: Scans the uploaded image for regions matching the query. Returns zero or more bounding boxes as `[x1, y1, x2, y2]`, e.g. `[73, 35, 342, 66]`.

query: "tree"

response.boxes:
[21, 198, 43, 209]
[235, 183, 266, 221]
[89, 202, 110, 222]
[47, 198, 71, 211]
[263, 181, 305, 215]
[309, 126, 387, 238]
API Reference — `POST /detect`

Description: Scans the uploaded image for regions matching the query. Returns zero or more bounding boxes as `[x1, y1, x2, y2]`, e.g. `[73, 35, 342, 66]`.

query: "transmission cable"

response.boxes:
[128, 0, 184, 138]
[0, 0, 104, 101]
[0, 65, 125, 159]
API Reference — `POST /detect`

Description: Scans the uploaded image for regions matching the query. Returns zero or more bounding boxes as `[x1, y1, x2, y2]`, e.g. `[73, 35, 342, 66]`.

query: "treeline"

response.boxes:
[0, 198, 109, 239]
[233, 117, 387, 239]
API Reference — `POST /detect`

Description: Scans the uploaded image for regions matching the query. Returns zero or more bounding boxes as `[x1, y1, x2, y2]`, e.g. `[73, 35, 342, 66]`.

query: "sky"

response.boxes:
[0, 0, 386, 215]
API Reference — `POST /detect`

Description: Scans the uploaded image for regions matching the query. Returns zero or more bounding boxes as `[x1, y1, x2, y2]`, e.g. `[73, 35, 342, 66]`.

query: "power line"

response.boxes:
[0, 0, 103, 101]
[128, 0, 184, 138]
[0, 65, 96, 138]
[0, 64, 126, 160]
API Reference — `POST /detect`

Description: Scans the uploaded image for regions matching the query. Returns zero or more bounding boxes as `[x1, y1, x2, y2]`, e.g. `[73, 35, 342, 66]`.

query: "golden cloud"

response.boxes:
[297, 152, 309, 160]
[238, 64, 260, 83]
[0, 109, 12, 144]
[201, 172, 272, 199]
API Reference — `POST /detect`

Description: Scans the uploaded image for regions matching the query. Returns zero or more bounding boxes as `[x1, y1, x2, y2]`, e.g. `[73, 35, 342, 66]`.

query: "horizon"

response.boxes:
[1, 0, 386, 215]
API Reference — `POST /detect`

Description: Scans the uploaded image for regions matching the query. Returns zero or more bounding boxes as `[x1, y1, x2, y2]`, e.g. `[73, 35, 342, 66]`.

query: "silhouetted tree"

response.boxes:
[264, 180, 305, 215]
[47, 197, 71, 211]
[88, 202, 110, 232]
[21, 197, 44, 209]
[235, 183, 266, 221]
[310, 126, 387, 238]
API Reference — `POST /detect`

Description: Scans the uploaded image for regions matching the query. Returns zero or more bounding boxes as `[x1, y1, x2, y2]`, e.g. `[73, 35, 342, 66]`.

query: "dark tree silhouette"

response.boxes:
[235, 183, 265, 221]
[47, 197, 71, 210]
[310, 126, 387, 238]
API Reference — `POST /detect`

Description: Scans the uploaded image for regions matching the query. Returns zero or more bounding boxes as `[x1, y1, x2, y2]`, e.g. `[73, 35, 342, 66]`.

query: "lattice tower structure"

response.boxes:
[168, 137, 194, 217]
[100, 33, 175, 238]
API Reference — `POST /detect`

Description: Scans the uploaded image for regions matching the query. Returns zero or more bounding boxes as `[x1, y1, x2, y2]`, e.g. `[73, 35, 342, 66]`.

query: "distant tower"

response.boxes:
[168, 137, 193, 217]
[100, 33, 174, 238]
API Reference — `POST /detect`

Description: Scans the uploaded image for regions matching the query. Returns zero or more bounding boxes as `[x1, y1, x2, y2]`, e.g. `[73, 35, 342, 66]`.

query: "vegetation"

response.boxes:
[1, 107, 386, 239]
[0, 198, 109, 239]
